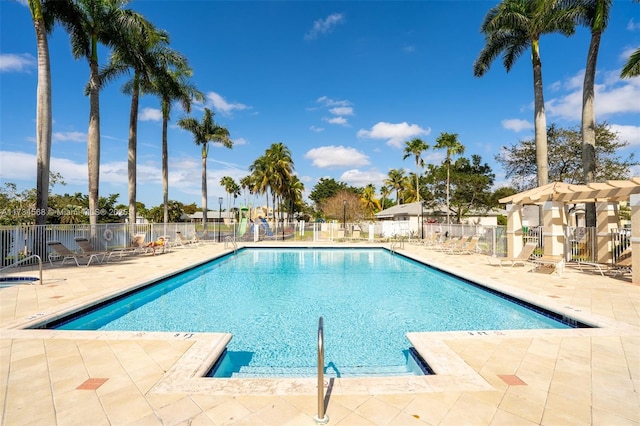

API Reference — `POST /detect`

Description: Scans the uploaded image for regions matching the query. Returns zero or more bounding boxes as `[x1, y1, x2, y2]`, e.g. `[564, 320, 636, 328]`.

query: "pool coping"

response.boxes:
[2, 243, 639, 397]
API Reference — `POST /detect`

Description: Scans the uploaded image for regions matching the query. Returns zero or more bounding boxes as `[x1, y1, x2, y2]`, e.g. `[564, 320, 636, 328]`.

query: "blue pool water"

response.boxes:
[54, 248, 570, 377]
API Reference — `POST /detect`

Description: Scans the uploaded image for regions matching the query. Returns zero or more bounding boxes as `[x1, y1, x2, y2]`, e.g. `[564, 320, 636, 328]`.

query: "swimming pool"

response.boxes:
[51, 248, 573, 378]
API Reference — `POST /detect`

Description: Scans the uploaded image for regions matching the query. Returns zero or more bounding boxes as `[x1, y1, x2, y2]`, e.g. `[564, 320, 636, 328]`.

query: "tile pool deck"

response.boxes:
[1, 241, 638, 425]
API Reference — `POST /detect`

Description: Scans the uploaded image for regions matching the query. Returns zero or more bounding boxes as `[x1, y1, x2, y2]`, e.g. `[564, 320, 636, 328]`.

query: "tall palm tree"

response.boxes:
[380, 185, 391, 210]
[265, 142, 294, 224]
[59, 0, 151, 227]
[177, 108, 232, 228]
[569, 0, 611, 227]
[249, 156, 271, 215]
[402, 138, 429, 202]
[434, 132, 465, 224]
[384, 168, 406, 205]
[28, 0, 54, 227]
[148, 63, 203, 224]
[100, 23, 177, 228]
[220, 176, 236, 213]
[361, 183, 381, 218]
[474, 0, 576, 187]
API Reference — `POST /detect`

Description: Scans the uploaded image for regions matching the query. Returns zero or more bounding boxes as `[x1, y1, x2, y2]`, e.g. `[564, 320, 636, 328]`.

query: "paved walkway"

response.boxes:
[1, 241, 638, 425]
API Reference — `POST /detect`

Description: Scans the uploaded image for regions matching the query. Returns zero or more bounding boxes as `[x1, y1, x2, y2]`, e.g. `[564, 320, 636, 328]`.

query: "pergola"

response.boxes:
[499, 178, 640, 283]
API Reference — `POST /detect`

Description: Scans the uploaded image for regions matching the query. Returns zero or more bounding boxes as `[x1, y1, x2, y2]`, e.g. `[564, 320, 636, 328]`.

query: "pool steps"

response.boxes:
[228, 365, 417, 378]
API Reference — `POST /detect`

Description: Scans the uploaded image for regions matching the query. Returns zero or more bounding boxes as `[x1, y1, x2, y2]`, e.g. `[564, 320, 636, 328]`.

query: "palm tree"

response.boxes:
[265, 143, 294, 226]
[380, 185, 391, 210]
[361, 183, 381, 218]
[402, 138, 429, 202]
[177, 108, 232, 228]
[58, 0, 151, 227]
[384, 169, 406, 205]
[474, 0, 576, 187]
[148, 62, 203, 224]
[28, 0, 54, 227]
[621, 48, 640, 78]
[573, 0, 612, 227]
[220, 176, 236, 213]
[100, 23, 177, 228]
[434, 132, 465, 224]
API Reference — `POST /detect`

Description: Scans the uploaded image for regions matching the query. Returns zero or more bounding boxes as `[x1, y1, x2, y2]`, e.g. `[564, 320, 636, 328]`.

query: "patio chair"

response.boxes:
[47, 241, 104, 267]
[175, 231, 199, 248]
[610, 248, 632, 276]
[498, 241, 537, 267]
[450, 236, 480, 255]
[74, 236, 110, 257]
[440, 236, 471, 253]
[108, 233, 147, 259]
[428, 236, 464, 252]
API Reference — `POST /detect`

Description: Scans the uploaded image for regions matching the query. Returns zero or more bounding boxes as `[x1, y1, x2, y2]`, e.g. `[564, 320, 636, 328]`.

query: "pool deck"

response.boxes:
[1, 241, 638, 425]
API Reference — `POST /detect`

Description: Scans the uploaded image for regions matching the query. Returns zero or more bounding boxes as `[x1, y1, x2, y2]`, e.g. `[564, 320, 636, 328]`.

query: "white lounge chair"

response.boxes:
[47, 241, 104, 267]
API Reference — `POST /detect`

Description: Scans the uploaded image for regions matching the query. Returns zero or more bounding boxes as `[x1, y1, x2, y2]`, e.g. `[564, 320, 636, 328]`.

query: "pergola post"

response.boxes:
[596, 201, 619, 265]
[506, 203, 523, 258]
[542, 201, 566, 257]
[630, 194, 639, 284]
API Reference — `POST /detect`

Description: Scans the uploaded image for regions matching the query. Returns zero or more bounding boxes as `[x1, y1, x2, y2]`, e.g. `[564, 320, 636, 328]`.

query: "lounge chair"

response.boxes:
[440, 236, 471, 253]
[47, 241, 104, 267]
[429, 236, 463, 252]
[610, 248, 632, 276]
[143, 236, 168, 255]
[74, 237, 112, 259]
[450, 236, 480, 255]
[499, 241, 537, 267]
[175, 231, 199, 248]
[108, 233, 147, 259]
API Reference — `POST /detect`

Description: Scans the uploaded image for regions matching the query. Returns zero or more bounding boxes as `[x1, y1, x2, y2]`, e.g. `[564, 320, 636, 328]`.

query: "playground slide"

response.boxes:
[237, 216, 248, 237]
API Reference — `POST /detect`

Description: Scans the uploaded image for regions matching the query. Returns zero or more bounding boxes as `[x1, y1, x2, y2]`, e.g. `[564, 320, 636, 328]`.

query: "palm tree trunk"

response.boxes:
[87, 38, 101, 230]
[532, 39, 549, 187]
[415, 159, 420, 202]
[128, 75, 139, 231]
[33, 5, 51, 229]
[582, 31, 601, 227]
[162, 112, 169, 224]
[446, 162, 450, 224]
[201, 146, 208, 230]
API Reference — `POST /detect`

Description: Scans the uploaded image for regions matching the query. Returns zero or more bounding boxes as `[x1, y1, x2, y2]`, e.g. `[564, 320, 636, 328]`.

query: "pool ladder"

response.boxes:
[223, 236, 238, 253]
[390, 237, 405, 253]
[314, 316, 329, 424]
[0, 254, 43, 284]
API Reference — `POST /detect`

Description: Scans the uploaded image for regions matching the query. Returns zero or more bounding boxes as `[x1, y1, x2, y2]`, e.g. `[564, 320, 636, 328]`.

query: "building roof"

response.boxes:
[499, 178, 640, 205]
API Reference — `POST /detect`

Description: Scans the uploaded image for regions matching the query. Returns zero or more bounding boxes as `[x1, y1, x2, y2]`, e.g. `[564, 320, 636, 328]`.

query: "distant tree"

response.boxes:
[308, 178, 347, 208]
[182, 202, 198, 215]
[177, 108, 232, 228]
[496, 122, 636, 191]
[320, 190, 364, 223]
[402, 138, 429, 202]
[423, 154, 496, 223]
[384, 169, 406, 205]
[433, 132, 465, 224]
[360, 183, 381, 219]
[620, 1, 640, 78]
[147, 200, 184, 223]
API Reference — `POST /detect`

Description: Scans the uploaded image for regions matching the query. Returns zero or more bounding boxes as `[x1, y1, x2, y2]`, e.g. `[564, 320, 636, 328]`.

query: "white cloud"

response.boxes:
[305, 13, 345, 41]
[232, 137, 248, 146]
[502, 119, 534, 132]
[546, 70, 640, 120]
[402, 46, 415, 54]
[139, 107, 162, 121]
[339, 169, 387, 187]
[0, 53, 35, 73]
[310, 125, 325, 133]
[357, 122, 430, 148]
[305, 145, 370, 168]
[610, 124, 640, 147]
[329, 106, 353, 116]
[316, 96, 350, 108]
[324, 116, 348, 126]
[627, 18, 640, 31]
[53, 132, 86, 143]
[206, 91, 249, 115]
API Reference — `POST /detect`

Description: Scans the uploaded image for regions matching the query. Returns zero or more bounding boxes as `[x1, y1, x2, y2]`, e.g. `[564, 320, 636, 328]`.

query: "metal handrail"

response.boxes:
[224, 236, 238, 253]
[0, 254, 43, 284]
[314, 316, 329, 424]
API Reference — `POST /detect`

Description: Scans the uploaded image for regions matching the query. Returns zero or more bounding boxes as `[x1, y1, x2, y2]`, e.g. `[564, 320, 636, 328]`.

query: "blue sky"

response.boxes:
[1, 0, 639, 210]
